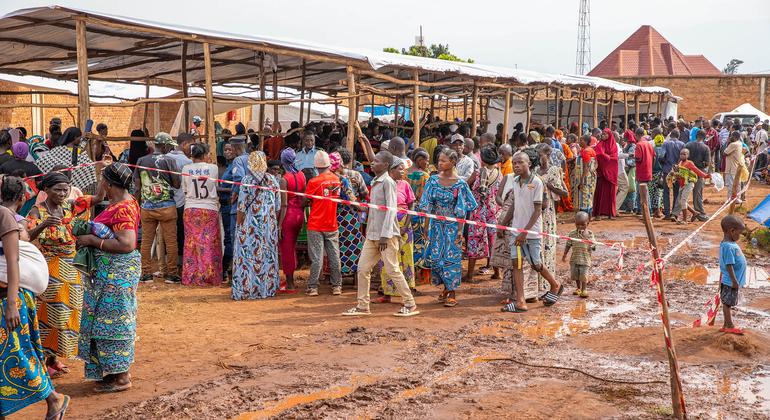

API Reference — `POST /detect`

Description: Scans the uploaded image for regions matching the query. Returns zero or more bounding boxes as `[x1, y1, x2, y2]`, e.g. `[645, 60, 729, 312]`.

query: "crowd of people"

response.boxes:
[0, 109, 764, 417]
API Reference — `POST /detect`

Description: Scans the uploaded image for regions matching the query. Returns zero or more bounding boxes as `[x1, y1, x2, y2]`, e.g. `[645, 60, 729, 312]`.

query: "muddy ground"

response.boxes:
[15, 184, 770, 419]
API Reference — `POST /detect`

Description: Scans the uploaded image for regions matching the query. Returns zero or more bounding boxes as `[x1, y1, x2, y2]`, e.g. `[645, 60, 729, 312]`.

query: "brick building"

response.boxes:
[589, 25, 769, 120]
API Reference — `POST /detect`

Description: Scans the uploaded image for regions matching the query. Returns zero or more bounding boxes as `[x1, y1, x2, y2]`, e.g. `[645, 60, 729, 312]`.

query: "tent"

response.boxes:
[730, 103, 770, 123]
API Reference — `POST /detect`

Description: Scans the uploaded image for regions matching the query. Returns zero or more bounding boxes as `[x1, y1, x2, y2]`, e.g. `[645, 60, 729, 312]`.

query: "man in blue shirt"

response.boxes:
[661, 129, 684, 219]
[226, 135, 249, 275]
[295, 131, 319, 175]
[689, 119, 702, 143]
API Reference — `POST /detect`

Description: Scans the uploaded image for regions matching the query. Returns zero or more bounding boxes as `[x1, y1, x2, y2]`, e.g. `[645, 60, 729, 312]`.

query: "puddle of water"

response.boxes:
[586, 302, 636, 329]
[718, 370, 770, 414]
[234, 375, 378, 419]
[666, 265, 770, 289]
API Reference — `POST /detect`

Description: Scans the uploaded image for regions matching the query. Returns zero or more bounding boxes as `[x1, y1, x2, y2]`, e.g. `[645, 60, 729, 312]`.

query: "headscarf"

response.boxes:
[102, 163, 133, 189]
[390, 156, 405, 170]
[58, 127, 82, 147]
[329, 152, 342, 172]
[280, 148, 298, 173]
[529, 131, 541, 143]
[248, 151, 267, 175]
[480, 144, 499, 165]
[554, 129, 564, 141]
[654, 134, 665, 147]
[38, 171, 71, 190]
[581, 122, 590, 136]
[623, 129, 637, 144]
[594, 128, 619, 184]
[11, 142, 28, 159]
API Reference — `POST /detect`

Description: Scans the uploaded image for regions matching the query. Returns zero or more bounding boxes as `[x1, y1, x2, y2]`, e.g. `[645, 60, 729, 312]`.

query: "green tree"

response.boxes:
[382, 43, 473, 63]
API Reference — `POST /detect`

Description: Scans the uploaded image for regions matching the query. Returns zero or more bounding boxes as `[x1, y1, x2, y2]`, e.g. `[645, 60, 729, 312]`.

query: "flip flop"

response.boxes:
[45, 395, 69, 420]
[444, 297, 458, 307]
[719, 327, 745, 335]
[94, 381, 132, 393]
[501, 303, 528, 313]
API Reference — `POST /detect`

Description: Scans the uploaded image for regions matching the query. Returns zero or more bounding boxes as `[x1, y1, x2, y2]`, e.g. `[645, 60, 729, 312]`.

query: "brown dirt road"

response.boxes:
[14, 183, 770, 419]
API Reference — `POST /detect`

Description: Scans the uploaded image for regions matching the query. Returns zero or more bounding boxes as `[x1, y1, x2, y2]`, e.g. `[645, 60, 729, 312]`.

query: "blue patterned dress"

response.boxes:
[417, 175, 477, 291]
[231, 172, 280, 300]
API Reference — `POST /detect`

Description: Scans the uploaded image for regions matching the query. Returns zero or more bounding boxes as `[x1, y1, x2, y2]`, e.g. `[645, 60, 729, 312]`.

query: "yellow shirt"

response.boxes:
[420, 137, 438, 160]
[500, 158, 513, 176]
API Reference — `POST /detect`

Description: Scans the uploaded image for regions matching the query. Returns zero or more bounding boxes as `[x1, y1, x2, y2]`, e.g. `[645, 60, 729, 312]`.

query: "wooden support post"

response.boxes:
[566, 90, 574, 127]
[645, 93, 652, 118]
[142, 79, 150, 133]
[371, 93, 375, 121]
[623, 92, 629, 128]
[471, 82, 478, 137]
[181, 41, 189, 130]
[555, 87, 561, 128]
[334, 100, 339, 122]
[299, 60, 306, 126]
[608, 92, 615, 127]
[258, 54, 266, 138]
[413, 70, 421, 148]
[444, 96, 450, 121]
[463, 94, 468, 121]
[635, 93, 640, 125]
[346, 66, 356, 151]
[545, 88, 551, 125]
[306, 91, 313, 125]
[202, 42, 216, 156]
[592, 90, 599, 129]
[429, 92, 435, 121]
[75, 18, 90, 131]
[657, 94, 664, 118]
[502, 88, 511, 145]
[483, 96, 490, 133]
[525, 89, 533, 132]
[638, 184, 687, 420]
[578, 89, 584, 132]
[394, 95, 399, 128]
[272, 67, 279, 129]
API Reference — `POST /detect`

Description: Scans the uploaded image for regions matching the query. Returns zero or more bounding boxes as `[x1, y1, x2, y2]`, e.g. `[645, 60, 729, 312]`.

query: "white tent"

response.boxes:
[730, 103, 770, 123]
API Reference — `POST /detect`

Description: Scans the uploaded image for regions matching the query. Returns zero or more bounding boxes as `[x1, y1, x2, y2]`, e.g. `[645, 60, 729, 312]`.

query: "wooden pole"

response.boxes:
[346, 66, 356, 151]
[413, 70, 421, 148]
[657, 94, 664, 118]
[306, 91, 313, 125]
[592, 89, 599, 128]
[272, 67, 279, 129]
[444, 96, 449, 121]
[545, 88, 551, 125]
[371, 93, 375, 121]
[75, 18, 90, 131]
[181, 41, 189, 130]
[202, 42, 216, 156]
[623, 92, 629, 128]
[555, 87, 561, 128]
[578, 89, 584, 132]
[483, 96, 490, 133]
[525, 88, 532, 132]
[463, 94, 468, 121]
[502, 88, 511, 145]
[638, 184, 687, 420]
[429, 93, 435, 121]
[334, 100, 339, 122]
[608, 92, 615, 127]
[142, 79, 150, 133]
[566, 90, 574, 127]
[258, 54, 266, 137]
[471, 82, 478, 137]
[299, 60, 306, 126]
[635, 93, 640, 125]
[645, 93, 652, 118]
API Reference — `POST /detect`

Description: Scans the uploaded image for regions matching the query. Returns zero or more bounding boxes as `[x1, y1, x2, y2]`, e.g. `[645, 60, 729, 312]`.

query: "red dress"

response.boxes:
[592, 128, 619, 218]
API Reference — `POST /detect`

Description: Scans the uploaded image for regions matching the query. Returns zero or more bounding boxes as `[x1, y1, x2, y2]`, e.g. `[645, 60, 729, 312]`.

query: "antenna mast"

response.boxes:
[575, 0, 591, 74]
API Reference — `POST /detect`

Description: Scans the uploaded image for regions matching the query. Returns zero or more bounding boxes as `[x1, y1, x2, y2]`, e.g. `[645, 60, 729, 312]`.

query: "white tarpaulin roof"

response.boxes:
[730, 103, 770, 123]
[0, 5, 673, 99]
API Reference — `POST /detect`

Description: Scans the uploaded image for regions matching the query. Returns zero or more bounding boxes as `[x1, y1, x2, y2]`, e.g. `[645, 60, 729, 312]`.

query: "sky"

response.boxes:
[1, 0, 769, 75]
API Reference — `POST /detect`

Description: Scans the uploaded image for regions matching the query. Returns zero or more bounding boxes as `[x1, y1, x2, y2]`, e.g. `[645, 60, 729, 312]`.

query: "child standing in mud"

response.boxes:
[718, 215, 746, 335]
[562, 211, 595, 298]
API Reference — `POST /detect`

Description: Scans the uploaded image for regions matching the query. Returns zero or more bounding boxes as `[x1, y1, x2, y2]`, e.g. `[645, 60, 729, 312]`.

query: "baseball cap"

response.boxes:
[154, 132, 178, 146]
[450, 133, 464, 144]
[192, 115, 202, 123]
[314, 150, 331, 168]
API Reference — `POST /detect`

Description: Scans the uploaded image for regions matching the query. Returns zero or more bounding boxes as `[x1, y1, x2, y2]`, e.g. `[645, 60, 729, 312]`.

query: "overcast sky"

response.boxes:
[2, 0, 769, 74]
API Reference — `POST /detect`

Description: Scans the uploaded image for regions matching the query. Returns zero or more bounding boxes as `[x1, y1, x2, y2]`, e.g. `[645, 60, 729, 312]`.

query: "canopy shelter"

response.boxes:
[0, 5, 675, 156]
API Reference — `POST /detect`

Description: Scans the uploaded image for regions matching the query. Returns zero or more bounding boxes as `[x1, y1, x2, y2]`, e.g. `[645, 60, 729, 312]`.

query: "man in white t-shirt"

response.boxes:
[498, 152, 562, 312]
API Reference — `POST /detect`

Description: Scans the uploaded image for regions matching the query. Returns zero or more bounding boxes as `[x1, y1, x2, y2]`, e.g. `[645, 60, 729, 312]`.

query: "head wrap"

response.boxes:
[248, 151, 267, 175]
[329, 152, 342, 172]
[390, 156, 405, 170]
[102, 163, 133, 189]
[654, 134, 665, 147]
[554, 129, 564, 141]
[11, 142, 28, 159]
[58, 127, 82, 147]
[623, 129, 637, 144]
[480, 144, 500, 165]
[529, 131, 541, 143]
[38, 171, 71, 190]
[280, 148, 298, 173]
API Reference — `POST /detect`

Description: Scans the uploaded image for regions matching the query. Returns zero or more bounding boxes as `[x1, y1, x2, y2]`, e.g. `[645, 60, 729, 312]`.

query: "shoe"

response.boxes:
[306, 288, 319, 297]
[696, 215, 708, 222]
[332, 286, 342, 295]
[139, 275, 154, 283]
[572, 289, 581, 296]
[164, 275, 181, 284]
[394, 305, 420, 317]
[342, 307, 371, 316]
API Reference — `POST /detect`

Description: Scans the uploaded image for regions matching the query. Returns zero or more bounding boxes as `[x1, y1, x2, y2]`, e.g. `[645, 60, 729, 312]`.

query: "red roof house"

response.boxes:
[588, 25, 721, 77]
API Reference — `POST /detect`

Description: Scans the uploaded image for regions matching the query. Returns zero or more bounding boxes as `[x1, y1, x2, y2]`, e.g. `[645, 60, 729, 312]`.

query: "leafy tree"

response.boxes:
[723, 59, 744, 74]
[382, 43, 473, 63]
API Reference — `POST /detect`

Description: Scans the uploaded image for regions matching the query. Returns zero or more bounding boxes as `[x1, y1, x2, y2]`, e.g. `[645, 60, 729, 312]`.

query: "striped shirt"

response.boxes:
[565, 229, 595, 266]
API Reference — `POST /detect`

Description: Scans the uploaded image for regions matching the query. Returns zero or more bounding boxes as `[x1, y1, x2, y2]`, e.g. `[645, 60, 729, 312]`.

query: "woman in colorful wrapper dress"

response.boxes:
[75, 163, 141, 393]
[418, 148, 477, 308]
[465, 144, 502, 283]
[0, 176, 70, 417]
[406, 148, 431, 285]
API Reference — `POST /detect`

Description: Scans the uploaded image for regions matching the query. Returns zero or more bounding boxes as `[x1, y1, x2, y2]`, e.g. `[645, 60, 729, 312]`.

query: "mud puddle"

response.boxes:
[666, 264, 770, 288]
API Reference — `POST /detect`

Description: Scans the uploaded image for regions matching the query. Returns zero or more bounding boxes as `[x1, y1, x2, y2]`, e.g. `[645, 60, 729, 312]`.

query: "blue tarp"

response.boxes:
[748, 195, 770, 227]
[362, 105, 410, 120]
